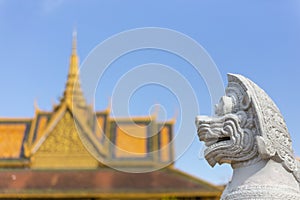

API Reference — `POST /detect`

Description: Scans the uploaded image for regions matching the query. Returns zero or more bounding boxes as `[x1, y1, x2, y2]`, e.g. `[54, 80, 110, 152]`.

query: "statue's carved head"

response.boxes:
[196, 74, 298, 175]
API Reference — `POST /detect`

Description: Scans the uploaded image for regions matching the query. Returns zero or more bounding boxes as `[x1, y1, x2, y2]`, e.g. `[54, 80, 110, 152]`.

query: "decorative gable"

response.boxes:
[31, 111, 99, 169]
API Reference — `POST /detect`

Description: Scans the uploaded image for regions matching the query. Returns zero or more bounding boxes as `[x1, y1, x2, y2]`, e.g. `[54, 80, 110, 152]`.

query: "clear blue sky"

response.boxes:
[0, 0, 300, 185]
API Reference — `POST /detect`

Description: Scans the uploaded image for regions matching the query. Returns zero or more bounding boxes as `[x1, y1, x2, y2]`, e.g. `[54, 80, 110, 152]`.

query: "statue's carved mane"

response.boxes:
[227, 74, 298, 179]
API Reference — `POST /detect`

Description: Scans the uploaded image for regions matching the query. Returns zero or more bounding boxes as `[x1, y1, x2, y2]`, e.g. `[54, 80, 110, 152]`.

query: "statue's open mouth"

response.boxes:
[217, 137, 230, 143]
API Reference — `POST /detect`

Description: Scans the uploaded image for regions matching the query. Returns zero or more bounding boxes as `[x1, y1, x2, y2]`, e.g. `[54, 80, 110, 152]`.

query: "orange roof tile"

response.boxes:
[0, 121, 31, 158]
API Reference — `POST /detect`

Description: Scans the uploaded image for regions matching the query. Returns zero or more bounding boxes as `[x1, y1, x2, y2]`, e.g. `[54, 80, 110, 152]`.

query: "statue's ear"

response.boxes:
[241, 92, 251, 110]
[256, 136, 274, 159]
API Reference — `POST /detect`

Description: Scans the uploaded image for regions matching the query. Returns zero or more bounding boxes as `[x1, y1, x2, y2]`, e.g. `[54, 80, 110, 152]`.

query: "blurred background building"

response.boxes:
[0, 33, 221, 200]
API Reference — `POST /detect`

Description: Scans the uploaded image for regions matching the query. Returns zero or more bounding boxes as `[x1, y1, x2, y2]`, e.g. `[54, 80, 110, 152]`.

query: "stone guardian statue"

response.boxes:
[196, 73, 300, 199]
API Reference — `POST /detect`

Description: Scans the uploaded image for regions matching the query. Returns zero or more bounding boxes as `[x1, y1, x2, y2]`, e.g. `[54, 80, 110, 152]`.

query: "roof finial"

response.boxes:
[72, 28, 77, 55]
[34, 98, 40, 112]
[106, 97, 112, 113]
[170, 108, 179, 124]
[151, 103, 160, 120]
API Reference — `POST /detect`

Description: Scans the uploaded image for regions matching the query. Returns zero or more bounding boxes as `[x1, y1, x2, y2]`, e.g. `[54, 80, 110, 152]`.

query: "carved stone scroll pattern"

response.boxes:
[248, 79, 296, 172]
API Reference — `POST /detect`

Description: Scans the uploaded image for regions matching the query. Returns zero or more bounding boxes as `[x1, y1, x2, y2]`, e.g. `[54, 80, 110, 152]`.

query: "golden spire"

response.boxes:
[72, 30, 77, 55]
[69, 30, 79, 77]
[60, 30, 86, 107]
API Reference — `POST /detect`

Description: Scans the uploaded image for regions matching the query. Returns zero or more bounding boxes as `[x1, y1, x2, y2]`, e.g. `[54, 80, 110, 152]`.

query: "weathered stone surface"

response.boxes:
[196, 73, 300, 199]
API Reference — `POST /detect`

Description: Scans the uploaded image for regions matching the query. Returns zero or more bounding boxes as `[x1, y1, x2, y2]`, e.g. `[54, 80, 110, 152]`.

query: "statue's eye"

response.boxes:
[215, 96, 233, 116]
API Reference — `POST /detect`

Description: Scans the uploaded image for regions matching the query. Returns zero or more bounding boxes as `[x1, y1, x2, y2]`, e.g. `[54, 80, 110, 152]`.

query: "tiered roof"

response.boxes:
[0, 32, 222, 199]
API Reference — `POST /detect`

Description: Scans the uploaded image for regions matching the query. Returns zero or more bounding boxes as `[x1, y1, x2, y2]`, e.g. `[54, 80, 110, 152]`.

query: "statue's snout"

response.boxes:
[195, 115, 212, 126]
[195, 116, 214, 142]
